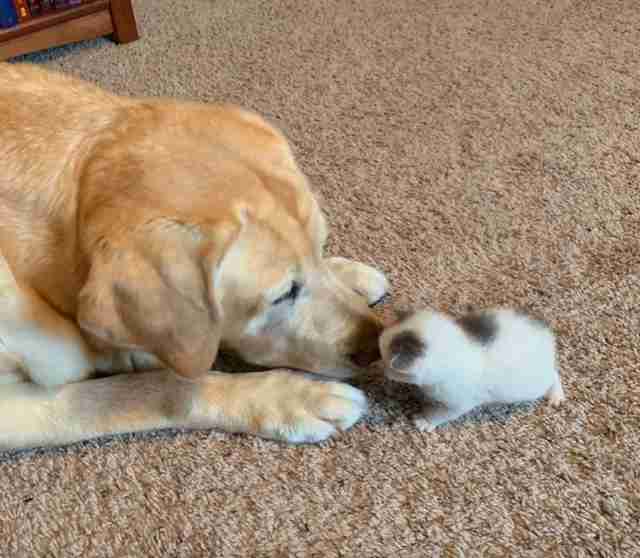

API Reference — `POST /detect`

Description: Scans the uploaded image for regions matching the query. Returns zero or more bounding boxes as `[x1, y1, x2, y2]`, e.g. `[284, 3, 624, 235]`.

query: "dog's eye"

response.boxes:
[273, 281, 301, 305]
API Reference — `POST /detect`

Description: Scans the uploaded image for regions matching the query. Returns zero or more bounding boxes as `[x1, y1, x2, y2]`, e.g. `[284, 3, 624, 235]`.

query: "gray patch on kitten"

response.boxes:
[389, 330, 426, 369]
[457, 312, 498, 345]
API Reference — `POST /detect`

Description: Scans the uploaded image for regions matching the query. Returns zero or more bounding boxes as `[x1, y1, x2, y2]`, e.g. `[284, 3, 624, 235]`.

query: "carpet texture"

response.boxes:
[2, 1, 639, 556]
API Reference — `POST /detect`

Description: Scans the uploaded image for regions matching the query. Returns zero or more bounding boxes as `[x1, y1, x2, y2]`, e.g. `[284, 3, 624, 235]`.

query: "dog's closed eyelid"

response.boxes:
[272, 281, 303, 305]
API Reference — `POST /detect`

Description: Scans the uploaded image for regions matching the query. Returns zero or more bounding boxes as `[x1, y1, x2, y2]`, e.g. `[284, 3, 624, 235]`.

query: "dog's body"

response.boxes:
[379, 308, 565, 431]
[0, 63, 388, 450]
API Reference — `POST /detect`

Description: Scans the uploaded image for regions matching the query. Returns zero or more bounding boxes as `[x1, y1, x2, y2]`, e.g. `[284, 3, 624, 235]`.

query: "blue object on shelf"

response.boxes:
[0, 0, 19, 29]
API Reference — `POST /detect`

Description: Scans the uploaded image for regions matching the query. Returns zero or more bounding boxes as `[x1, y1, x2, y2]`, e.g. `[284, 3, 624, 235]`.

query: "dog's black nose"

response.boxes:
[349, 345, 381, 367]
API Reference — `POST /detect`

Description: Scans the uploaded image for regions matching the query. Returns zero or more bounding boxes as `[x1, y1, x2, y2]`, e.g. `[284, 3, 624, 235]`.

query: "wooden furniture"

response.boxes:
[0, 0, 138, 61]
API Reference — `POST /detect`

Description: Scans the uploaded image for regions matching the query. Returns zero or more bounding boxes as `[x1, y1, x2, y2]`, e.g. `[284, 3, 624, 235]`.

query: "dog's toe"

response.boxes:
[327, 257, 390, 306]
[248, 372, 367, 444]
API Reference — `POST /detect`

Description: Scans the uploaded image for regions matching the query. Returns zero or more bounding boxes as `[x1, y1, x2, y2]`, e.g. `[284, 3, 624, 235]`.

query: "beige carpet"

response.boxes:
[2, 1, 639, 556]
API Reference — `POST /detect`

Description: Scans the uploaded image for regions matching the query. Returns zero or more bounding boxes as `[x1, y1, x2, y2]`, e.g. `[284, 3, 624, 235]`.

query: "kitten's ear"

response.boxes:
[388, 331, 426, 370]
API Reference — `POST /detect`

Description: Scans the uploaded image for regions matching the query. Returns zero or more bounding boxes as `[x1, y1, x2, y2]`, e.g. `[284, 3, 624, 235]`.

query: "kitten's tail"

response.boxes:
[546, 376, 566, 406]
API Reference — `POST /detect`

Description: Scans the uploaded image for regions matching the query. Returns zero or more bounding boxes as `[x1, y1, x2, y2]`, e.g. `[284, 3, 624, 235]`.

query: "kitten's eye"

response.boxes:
[273, 281, 301, 305]
[388, 331, 427, 370]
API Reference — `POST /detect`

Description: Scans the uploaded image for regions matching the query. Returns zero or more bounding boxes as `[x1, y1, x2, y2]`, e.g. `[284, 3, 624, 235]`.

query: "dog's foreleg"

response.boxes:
[0, 369, 367, 450]
[0, 351, 27, 384]
[0, 255, 96, 387]
[0, 251, 17, 292]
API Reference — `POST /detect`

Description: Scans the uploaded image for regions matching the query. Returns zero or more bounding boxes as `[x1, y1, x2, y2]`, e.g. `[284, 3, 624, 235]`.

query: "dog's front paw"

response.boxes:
[327, 257, 389, 306]
[236, 371, 367, 443]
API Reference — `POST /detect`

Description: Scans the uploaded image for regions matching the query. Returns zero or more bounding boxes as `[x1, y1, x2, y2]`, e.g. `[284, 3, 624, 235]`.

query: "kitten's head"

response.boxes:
[379, 310, 458, 385]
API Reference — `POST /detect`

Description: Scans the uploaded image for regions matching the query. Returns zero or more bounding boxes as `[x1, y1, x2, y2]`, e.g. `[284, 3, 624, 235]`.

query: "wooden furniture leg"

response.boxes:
[109, 0, 138, 44]
[0, 0, 140, 60]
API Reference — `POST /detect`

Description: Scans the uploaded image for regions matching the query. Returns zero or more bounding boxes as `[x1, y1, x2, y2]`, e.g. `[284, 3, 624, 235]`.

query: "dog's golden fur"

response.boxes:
[0, 63, 388, 449]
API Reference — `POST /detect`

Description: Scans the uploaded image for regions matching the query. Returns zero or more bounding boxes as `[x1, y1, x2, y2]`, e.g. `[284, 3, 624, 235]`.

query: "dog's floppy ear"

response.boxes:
[77, 226, 237, 379]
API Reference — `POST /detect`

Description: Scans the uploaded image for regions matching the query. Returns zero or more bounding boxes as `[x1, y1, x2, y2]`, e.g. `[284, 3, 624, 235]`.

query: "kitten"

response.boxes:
[379, 308, 565, 431]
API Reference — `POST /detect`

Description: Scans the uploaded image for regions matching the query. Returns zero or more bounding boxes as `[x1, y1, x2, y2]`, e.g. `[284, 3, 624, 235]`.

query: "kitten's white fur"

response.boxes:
[379, 308, 565, 432]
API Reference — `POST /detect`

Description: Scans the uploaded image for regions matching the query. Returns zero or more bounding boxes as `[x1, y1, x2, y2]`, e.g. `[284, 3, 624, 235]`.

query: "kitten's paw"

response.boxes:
[412, 404, 467, 432]
[384, 368, 423, 386]
[327, 257, 390, 306]
[413, 416, 437, 432]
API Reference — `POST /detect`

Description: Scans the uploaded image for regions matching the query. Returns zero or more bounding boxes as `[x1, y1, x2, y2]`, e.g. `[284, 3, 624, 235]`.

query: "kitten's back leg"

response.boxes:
[546, 375, 566, 406]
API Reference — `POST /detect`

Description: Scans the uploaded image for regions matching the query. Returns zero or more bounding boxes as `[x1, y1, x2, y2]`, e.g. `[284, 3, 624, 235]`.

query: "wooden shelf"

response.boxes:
[0, 0, 138, 60]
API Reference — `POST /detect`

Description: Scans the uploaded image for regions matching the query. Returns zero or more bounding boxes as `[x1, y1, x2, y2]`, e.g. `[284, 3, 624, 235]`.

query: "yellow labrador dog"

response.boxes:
[0, 63, 389, 450]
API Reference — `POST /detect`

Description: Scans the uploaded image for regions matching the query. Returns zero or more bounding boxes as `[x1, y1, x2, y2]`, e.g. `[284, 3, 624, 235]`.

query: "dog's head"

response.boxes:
[75, 103, 382, 379]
